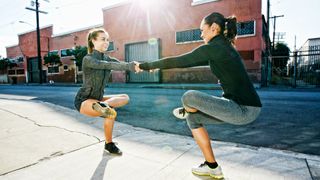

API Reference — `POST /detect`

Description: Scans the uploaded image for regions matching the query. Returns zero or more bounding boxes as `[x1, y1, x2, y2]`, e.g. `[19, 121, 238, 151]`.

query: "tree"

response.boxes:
[72, 46, 87, 68]
[272, 43, 290, 71]
[44, 53, 61, 66]
[0, 56, 17, 74]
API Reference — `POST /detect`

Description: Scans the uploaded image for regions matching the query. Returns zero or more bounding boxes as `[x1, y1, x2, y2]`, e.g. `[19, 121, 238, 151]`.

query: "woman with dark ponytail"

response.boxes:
[139, 12, 261, 178]
[74, 28, 139, 155]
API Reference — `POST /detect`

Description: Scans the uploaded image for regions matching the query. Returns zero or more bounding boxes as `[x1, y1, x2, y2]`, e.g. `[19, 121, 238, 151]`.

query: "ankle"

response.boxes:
[205, 161, 218, 169]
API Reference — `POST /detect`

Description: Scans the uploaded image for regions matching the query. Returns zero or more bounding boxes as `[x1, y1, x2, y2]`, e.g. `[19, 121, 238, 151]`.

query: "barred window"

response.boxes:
[48, 65, 59, 73]
[176, 29, 202, 43]
[107, 41, 115, 52]
[48, 50, 58, 56]
[237, 21, 255, 37]
[60, 49, 74, 57]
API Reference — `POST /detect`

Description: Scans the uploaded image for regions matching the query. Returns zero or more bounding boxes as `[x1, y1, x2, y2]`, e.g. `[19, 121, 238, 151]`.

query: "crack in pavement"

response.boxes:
[0, 107, 105, 176]
[0, 107, 101, 142]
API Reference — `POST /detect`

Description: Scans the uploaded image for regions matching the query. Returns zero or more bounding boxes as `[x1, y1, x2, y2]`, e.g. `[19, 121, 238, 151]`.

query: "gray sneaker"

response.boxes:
[172, 107, 188, 119]
[192, 162, 224, 179]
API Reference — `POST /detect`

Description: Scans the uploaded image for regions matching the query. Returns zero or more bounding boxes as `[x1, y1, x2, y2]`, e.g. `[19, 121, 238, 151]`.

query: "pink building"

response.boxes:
[5, 0, 269, 85]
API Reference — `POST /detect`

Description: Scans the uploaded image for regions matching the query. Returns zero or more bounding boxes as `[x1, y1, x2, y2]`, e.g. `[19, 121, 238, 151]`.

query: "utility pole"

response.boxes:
[264, 0, 270, 87]
[267, 0, 270, 33]
[270, 15, 284, 51]
[25, 0, 48, 84]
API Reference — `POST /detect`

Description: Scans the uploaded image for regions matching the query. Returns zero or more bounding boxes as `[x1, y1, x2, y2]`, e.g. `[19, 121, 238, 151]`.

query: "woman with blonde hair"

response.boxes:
[74, 28, 139, 155]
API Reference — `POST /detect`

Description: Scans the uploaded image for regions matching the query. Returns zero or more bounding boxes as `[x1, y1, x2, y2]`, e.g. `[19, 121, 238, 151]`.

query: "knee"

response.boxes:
[121, 94, 130, 104]
[182, 90, 198, 105]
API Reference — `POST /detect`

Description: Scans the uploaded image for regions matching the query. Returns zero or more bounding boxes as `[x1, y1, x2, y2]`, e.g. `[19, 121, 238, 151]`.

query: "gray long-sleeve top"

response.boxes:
[78, 50, 135, 101]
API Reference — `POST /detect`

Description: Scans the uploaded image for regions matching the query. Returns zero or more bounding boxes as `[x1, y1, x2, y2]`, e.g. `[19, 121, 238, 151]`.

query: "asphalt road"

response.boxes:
[0, 85, 319, 155]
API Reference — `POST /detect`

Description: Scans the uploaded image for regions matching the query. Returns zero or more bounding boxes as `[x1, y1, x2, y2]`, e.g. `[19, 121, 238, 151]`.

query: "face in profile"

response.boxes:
[200, 19, 215, 44]
[92, 32, 110, 52]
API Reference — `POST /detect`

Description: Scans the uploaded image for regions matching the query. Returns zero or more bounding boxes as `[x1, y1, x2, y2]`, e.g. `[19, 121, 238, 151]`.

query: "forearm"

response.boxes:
[84, 56, 135, 71]
[139, 45, 209, 70]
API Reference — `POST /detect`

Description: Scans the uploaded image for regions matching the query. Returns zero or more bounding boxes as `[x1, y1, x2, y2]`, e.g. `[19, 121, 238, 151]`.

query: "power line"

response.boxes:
[270, 15, 284, 51]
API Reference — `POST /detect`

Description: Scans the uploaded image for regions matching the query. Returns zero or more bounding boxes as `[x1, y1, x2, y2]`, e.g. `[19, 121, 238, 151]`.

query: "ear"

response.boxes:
[210, 23, 218, 32]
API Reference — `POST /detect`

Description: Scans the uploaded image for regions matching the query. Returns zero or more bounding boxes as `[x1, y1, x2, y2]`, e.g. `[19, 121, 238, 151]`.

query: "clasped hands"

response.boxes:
[132, 61, 157, 73]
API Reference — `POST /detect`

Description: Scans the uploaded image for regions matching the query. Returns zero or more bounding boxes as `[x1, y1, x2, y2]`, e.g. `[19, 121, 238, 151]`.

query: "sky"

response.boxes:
[0, 0, 319, 58]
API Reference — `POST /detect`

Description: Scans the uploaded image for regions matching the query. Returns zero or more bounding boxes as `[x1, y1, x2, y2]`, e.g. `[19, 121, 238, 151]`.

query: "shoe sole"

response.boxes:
[192, 171, 224, 179]
[104, 149, 123, 156]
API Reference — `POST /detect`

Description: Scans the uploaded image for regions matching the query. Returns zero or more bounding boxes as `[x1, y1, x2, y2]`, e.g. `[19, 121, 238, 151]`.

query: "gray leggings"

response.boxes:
[182, 90, 261, 129]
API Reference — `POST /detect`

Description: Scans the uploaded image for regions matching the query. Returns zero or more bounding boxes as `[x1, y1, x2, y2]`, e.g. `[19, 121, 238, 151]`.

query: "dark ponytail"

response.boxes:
[204, 12, 237, 45]
[224, 16, 237, 45]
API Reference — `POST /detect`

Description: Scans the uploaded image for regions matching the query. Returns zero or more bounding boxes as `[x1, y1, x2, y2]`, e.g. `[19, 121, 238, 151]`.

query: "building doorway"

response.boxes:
[27, 57, 40, 83]
[125, 39, 161, 82]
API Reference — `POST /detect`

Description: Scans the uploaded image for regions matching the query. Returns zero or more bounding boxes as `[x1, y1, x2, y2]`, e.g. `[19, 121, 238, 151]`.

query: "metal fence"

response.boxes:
[269, 50, 320, 88]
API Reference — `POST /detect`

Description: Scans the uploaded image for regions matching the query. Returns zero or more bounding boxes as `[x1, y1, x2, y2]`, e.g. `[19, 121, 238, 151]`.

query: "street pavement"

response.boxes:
[0, 93, 320, 179]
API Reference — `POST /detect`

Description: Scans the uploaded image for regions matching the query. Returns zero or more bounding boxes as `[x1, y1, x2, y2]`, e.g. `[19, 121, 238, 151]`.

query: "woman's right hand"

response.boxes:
[132, 61, 143, 73]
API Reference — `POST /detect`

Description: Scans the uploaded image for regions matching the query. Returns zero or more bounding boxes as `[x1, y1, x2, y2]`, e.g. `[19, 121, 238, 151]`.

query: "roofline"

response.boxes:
[308, 37, 320, 41]
[5, 44, 19, 48]
[52, 24, 103, 37]
[17, 24, 53, 36]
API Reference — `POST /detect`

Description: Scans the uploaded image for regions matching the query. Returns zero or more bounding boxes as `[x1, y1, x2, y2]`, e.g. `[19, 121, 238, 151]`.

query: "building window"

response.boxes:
[60, 49, 74, 57]
[192, 0, 221, 6]
[16, 69, 24, 75]
[48, 65, 60, 74]
[107, 41, 115, 52]
[8, 70, 15, 75]
[48, 50, 59, 56]
[237, 21, 255, 37]
[176, 29, 202, 44]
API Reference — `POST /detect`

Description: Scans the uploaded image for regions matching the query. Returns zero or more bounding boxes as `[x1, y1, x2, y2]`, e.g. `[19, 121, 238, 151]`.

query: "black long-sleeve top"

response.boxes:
[139, 35, 262, 107]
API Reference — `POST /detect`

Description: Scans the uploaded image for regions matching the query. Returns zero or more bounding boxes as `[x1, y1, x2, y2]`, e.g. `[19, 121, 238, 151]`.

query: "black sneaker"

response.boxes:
[104, 142, 122, 155]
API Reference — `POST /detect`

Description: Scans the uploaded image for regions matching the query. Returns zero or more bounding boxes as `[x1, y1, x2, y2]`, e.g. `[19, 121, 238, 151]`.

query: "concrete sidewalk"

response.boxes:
[0, 94, 319, 180]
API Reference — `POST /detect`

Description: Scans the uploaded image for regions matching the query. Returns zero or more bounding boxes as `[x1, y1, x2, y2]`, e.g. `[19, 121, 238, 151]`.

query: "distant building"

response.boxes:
[4, 0, 270, 85]
[297, 37, 320, 69]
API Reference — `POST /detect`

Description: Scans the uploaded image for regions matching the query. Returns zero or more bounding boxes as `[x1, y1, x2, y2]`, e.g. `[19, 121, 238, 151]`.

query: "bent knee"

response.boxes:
[182, 90, 199, 104]
[122, 94, 130, 104]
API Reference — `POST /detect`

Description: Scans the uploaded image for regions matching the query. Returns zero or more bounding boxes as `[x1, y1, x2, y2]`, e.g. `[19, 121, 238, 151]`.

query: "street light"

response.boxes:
[18, 20, 35, 28]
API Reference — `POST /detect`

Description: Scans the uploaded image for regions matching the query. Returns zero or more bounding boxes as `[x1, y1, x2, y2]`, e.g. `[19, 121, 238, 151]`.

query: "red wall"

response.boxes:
[103, 0, 264, 82]
[6, 0, 265, 84]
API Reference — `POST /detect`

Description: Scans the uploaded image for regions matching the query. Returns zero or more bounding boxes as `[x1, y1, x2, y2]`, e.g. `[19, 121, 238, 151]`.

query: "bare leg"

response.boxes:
[101, 94, 129, 142]
[104, 118, 115, 143]
[191, 127, 216, 163]
[102, 94, 129, 108]
[80, 94, 129, 143]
